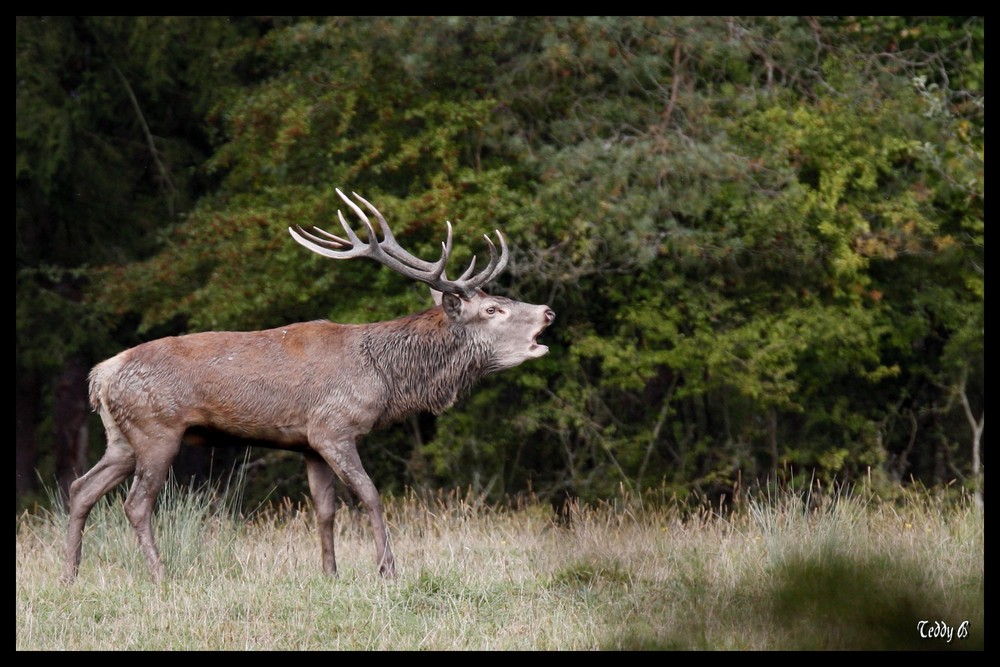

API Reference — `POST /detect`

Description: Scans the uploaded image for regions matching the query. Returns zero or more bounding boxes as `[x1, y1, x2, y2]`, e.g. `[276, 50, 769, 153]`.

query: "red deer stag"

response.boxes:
[62, 189, 555, 583]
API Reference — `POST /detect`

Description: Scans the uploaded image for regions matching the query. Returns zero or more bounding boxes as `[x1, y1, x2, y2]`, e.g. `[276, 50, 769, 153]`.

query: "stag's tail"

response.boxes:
[87, 354, 138, 449]
[88, 356, 123, 413]
[88, 362, 106, 412]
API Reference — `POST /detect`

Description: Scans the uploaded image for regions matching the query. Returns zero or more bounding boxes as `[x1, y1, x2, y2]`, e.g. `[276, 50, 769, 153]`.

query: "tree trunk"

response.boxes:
[16, 368, 41, 509]
[768, 407, 779, 475]
[957, 369, 984, 513]
[53, 357, 90, 504]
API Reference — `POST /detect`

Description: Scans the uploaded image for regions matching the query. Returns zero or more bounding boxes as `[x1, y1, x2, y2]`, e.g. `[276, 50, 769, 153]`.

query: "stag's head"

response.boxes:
[289, 189, 554, 371]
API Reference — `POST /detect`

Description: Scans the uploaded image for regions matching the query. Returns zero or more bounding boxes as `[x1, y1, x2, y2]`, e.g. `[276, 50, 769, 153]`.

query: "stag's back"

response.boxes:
[87, 322, 378, 445]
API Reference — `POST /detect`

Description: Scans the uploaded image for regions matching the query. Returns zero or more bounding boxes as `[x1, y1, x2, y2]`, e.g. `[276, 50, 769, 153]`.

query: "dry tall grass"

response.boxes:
[16, 481, 984, 650]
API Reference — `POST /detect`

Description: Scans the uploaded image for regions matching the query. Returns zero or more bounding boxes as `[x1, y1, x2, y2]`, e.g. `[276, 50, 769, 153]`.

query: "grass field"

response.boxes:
[16, 481, 984, 650]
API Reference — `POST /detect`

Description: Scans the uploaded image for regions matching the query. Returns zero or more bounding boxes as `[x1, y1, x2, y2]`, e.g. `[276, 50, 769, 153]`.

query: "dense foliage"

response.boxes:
[16, 17, 984, 509]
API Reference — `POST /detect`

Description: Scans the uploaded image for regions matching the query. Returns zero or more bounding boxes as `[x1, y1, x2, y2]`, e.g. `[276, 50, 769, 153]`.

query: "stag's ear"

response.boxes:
[430, 288, 443, 306]
[440, 292, 465, 321]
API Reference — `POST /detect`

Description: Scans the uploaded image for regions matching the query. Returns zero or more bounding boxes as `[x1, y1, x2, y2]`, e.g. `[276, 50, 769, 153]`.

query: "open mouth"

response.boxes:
[528, 308, 555, 356]
[529, 336, 549, 355]
[528, 322, 552, 355]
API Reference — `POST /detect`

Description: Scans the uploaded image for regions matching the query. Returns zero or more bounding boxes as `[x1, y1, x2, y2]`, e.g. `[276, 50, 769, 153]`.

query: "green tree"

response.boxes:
[16, 16, 248, 505]
[18, 17, 983, 511]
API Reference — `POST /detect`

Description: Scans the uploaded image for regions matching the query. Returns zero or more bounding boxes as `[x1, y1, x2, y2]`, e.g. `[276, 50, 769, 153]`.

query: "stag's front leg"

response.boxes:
[305, 452, 338, 576]
[311, 432, 396, 577]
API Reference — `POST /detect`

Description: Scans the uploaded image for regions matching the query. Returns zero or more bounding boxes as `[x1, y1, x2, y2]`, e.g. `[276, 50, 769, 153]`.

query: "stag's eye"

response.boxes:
[486, 306, 496, 315]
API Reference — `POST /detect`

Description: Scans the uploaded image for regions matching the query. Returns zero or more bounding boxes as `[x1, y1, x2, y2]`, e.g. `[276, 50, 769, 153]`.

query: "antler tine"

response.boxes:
[351, 191, 450, 275]
[457, 254, 477, 281]
[289, 225, 345, 250]
[460, 231, 509, 291]
[336, 209, 372, 250]
[350, 191, 394, 240]
[287, 215, 376, 261]
[335, 189, 379, 247]
[433, 230, 508, 294]
[290, 224, 352, 258]
[489, 230, 510, 280]
[440, 221, 454, 273]
[311, 225, 352, 247]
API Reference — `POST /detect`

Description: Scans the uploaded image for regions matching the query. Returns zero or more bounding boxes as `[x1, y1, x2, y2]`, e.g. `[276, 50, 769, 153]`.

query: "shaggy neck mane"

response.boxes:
[362, 307, 491, 427]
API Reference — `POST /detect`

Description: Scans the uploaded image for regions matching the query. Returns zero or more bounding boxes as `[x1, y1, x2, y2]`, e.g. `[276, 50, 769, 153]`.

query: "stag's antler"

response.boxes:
[289, 189, 508, 298]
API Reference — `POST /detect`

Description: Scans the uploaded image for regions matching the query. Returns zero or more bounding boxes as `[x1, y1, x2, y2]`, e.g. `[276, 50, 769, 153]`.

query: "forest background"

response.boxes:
[15, 16, 984, 513]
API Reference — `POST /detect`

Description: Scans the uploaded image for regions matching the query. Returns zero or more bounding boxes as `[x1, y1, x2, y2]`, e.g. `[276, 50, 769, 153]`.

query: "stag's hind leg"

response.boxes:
[62, 438, 136, 584]
[122, 432, 183, 583]
[305, 452, 338, 576]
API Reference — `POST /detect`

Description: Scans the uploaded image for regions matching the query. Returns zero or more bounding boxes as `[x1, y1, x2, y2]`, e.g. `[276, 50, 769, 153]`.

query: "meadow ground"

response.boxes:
[16, 481, 984, 650]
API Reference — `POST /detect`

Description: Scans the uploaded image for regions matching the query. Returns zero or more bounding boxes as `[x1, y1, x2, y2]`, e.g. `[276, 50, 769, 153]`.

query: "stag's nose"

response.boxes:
[544, 308, 555, 325]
